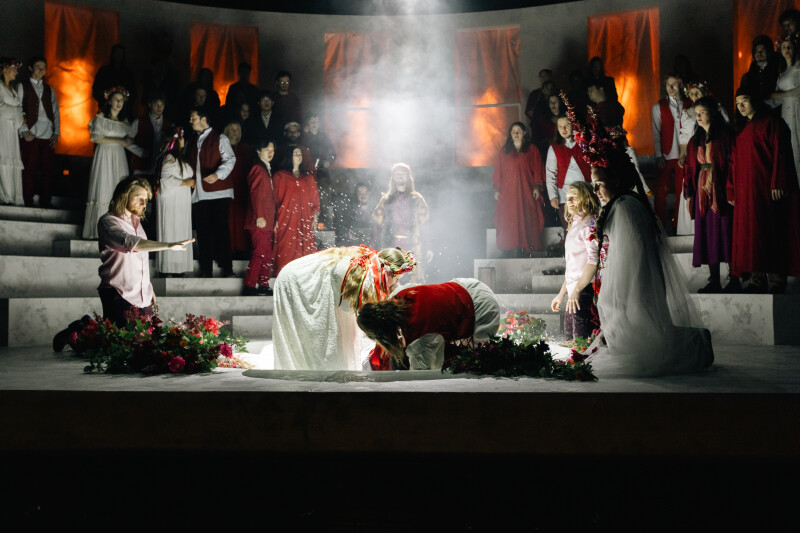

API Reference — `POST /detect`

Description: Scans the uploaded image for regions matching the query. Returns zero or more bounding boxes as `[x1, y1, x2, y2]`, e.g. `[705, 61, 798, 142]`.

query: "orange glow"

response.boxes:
[190, 23, 258, 106]
[323, 32, 389, 168]
[45, 2, 119, 156]
[456, 88, 519, 167]
[589, 7, 660, 155]
[454, 27, 521, 167]
[328, 109, 372, 168]
[733, 0, 800, 98]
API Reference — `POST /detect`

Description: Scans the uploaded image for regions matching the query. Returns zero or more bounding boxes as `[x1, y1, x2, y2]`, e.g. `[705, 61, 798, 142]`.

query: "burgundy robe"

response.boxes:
[492, 146, 546, 252]
[727, 114, 800, 276]
[273, 169, 320, 274]
[683, 129, 734, 267]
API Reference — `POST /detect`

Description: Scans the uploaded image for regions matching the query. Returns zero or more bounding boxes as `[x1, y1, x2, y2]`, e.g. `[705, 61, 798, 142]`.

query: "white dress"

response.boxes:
[272, 251, 369, 370]
[156, 156, 194, 274]
[0, 83, 24, 206]
[777, 62, 800, 186]
[589, 195, 713, 377]
[82, 115, 137, 239]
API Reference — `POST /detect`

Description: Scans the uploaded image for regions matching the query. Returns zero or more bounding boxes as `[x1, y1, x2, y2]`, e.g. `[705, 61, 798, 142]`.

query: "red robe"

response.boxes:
[492, 146, 546, 252]
[228, 143, 253, 253]
[727, 114, 800, 276]
[273, 169, 320, 274]
[369, 282, 476, 371]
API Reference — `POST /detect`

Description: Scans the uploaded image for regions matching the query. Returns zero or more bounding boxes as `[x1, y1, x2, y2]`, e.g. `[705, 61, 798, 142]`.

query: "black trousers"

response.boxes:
[192, 198, 233, 275]
[98, 288, 153, 327]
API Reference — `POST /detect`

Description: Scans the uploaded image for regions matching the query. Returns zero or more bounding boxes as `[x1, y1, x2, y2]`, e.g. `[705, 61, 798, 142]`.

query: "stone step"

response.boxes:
[476, 255, 741, 294]
[668, 235, 694, 254]
[0, 220, 81, 256]
[0, 204, 83, 224]
[486, 227, 694, 259]
[4, 293, 799, 348]
[1, 296, 274, 347]
[232, 315, 274, 339]
[51, 230, 338, 259]
[486, 227, 563, 259]
[0, 256, 260, 298]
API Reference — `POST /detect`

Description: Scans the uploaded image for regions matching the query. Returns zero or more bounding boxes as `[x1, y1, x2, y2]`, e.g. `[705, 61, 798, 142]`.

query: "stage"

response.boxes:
[2, 341, 798, 529]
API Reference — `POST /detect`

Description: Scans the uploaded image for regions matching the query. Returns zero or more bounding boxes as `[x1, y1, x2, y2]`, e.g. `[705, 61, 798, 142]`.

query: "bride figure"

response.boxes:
[272, 246, 416, 370]
[565, 100, 714, 377]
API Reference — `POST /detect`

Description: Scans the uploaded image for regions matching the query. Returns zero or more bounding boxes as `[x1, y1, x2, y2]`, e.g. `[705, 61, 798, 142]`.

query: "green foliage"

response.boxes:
[443, 336, 597, 381]
[77, 312, 247, 375]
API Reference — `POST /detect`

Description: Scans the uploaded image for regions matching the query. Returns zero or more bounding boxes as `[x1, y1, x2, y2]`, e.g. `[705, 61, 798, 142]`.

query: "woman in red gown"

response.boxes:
[491, 121, 546, 256]
[273, 146, 319, 275]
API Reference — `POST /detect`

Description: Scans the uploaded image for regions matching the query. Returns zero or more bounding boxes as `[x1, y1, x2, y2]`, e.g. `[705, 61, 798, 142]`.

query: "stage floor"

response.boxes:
[1, 341, 798, 393]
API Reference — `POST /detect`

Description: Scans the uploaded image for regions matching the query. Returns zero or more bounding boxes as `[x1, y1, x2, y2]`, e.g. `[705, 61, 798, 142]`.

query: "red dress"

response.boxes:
[273, 169, 320, 275]
[727, 114, 800, 276]
[244, 162, 275, 288]
[492, 146, 546, 252]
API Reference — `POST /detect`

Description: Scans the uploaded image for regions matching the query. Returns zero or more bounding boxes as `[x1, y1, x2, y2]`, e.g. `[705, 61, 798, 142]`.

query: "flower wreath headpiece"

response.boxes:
[776, 31, 800, 50]
[104, 86, 130, 102]
[684, 81, 711, 98]
[0, 58, 22, 70]
[339, 246, 416, 309]
[560, 90, 620, 168]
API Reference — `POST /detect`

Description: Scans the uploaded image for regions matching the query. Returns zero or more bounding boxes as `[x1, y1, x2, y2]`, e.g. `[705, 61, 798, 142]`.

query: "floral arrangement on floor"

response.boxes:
[77, 310, 249, 375]
[442, 309, 597, 381]
[498, 310, 547, 345]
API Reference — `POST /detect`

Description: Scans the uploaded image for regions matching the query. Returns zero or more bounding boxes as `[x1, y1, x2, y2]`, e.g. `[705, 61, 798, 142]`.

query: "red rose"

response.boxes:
[220, 344, 233, 358]
[168, 356, 185, 373]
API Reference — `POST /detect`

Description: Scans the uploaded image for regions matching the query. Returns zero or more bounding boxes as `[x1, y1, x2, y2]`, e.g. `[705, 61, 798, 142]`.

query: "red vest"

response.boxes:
[398, 282, 476, 344]
[552, 143, 592, 189]
[658, 98, 691, 155]
[132, 113, 172, 172]
[186, 129, 233, 193]
[21, 79, 54, 129]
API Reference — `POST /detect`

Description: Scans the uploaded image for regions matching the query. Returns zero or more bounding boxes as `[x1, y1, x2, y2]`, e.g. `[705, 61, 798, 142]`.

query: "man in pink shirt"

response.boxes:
[53, 177, 193, 350]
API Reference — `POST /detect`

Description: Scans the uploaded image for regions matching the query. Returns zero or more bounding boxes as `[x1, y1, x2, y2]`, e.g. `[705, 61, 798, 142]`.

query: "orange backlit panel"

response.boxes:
[45, 1, 119, 156]
[189, 22, 258, 106]
[588, 7, 660, 155]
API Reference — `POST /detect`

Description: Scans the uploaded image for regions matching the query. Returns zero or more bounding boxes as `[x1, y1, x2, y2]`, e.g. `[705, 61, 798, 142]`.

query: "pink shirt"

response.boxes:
[97, 212, 154, 307]
[564, 213, 599, 295]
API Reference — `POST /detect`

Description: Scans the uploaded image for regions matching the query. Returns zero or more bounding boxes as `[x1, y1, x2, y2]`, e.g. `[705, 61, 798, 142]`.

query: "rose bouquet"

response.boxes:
[497, 310, 547, 346]
[77, 309, 248, 375]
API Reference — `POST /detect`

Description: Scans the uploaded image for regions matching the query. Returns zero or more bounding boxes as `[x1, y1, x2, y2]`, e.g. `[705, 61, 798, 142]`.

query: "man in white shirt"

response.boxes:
[187, 108, 237, 277]
[651, 73, 691, 230]
[19, 56, 59, 208]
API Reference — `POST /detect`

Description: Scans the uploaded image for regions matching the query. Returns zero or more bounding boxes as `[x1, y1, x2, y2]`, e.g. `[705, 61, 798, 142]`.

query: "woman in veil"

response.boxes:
[563, 95, 714, 377]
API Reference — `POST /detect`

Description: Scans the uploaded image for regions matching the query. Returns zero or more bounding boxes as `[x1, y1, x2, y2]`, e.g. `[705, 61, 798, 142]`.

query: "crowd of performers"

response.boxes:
[50, 91, 728, 378]
[0, 50, 432, 294]
[10, 10, 800, 378]
[499, 10, 800, 295]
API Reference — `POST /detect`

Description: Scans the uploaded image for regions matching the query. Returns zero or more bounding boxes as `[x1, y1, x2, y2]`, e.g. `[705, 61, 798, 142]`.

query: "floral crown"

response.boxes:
[0, 58, 22, 69]
[339, 246, 416, 309]
[561, 91, 620, 168]
[104, 86, 130, 101]
[776, 32, 800, 49]
[684, 81, 711, 98]
[389, 248, 417, 275]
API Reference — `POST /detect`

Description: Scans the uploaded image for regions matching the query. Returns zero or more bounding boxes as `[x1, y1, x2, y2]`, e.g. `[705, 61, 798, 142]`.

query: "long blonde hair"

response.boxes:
[108, 177, 152, 218]
[564, 181, 600, 231]
[319, 247, 411, 310]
